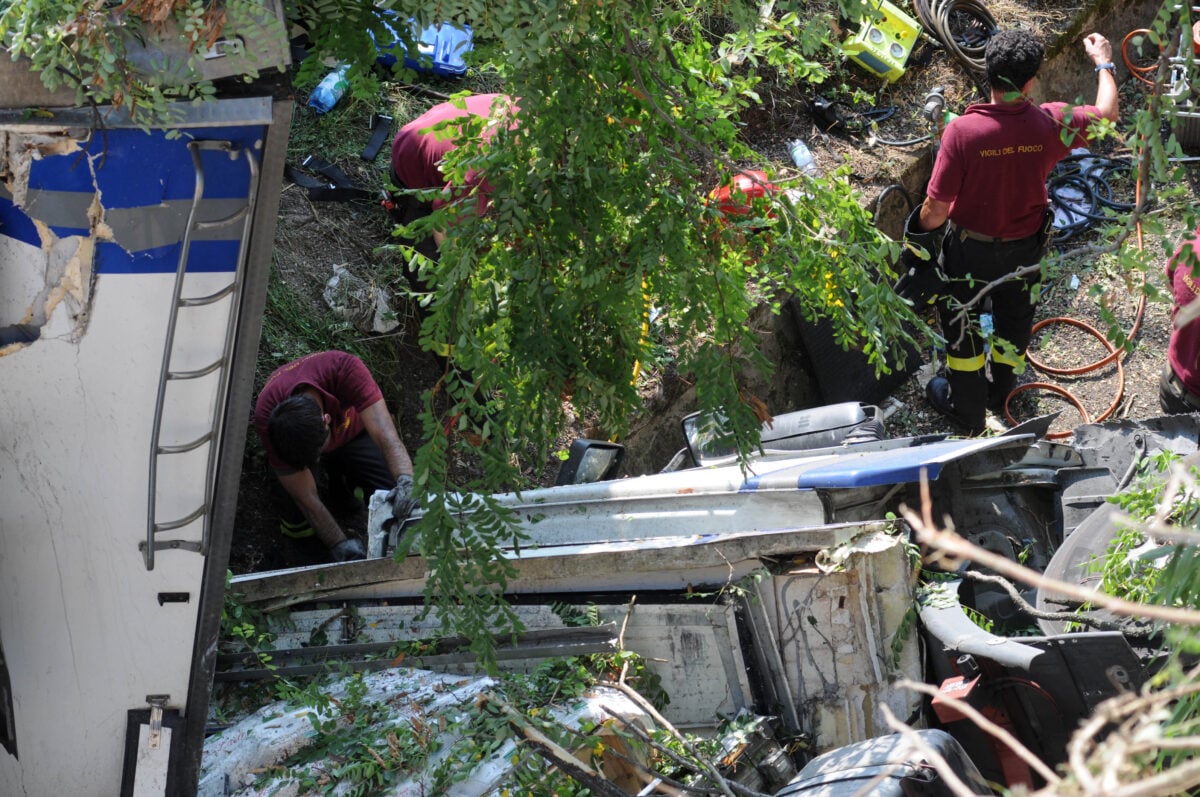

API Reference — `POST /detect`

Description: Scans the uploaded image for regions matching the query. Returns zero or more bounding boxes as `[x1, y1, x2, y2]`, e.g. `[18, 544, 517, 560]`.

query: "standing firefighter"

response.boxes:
[900, 29, 1119, 434]
[254, 351, 416, 562]
[1160, 226, 1200, 414]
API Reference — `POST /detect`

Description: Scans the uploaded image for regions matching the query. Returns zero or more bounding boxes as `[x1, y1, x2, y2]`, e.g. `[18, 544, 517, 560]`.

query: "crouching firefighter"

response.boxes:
[896, 28, 1118, 434]
[254, 351, 419, 562]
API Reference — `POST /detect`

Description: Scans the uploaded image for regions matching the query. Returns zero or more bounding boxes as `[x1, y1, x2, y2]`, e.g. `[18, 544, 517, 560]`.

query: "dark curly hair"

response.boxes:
[985, 30, 1044, 94]
[268, 394, 328, 470]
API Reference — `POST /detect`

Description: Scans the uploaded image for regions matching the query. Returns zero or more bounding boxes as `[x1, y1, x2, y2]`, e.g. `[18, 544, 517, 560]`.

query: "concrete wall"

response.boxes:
[1035, 0, 1164, 106]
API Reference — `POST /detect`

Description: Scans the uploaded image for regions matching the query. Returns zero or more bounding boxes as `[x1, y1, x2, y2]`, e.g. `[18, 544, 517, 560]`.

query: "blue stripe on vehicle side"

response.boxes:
[740, 461, 949, 491]
[28, 126, 261, 204]
[1, 208, 243, 274]
[96, 239, 241, 274]
[796, 460, 947, 488]
[0, 197, 40, 247]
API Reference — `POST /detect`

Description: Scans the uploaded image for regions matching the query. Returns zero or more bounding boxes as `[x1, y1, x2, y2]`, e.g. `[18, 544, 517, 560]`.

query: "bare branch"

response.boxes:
[599, 679, 745, 797]
[1115, 761, 1200, 797]
[478, 691, 629, 797]
[610, 715, 762, 797]
[1147, 452, 1200, 534]
[901, 504, 1200, 626]
[1067, 682, 1200, 797]
[961, 570, 1150, 634]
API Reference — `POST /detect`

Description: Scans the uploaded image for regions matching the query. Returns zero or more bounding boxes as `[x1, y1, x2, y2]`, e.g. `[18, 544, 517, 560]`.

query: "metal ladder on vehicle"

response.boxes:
[141, 140, 259, 570]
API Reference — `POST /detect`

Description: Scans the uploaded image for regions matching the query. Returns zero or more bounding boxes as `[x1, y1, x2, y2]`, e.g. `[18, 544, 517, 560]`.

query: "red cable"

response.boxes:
[1004, 144, 1148, 437]
[1121, 28, 1159, 87]
[1010, 320, 1127, 440]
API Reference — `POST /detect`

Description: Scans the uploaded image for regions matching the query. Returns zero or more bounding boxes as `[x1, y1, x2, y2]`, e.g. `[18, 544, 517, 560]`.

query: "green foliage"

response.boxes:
[216, 571, 308, 720]
[250, 647, 674, 796]
[917, 579, 996, 636]
[1091, 449, 1200, 775]
[395, 489, 526, 672]
[373, 0, 932, 666]
[1074, 452, 1200, 631]
[960, 604, 994, 634]
[468, 652, 672, 795]
[266, 671, 438, 797]
[551, 601, 601, 628]
[221, 572, 277, 667]
[889, 603, 918, 670]
[682, 569, 768, 602]
[0, 0, 285, 126]
[218, 575, 373, 727]
[1122, 453, 1200, 618]
[473, 706, 617, 797]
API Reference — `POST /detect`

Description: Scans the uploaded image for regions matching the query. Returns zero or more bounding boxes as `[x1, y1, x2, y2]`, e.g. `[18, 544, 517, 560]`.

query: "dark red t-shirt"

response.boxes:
[928, 100, 1101, 239]
[390, 93, 515, 211]
[1168, 228, 1200, 395]
[253, 351, 384, 473]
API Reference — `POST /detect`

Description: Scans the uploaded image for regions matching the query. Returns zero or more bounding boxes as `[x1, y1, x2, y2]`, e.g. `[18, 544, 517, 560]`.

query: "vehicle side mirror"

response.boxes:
[681, 411, 736, 467]
[555, 439, 625, 485]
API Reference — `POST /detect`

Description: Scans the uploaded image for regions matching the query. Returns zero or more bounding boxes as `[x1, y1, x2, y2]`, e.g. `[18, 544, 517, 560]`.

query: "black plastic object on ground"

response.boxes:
[785, 297, 920, 406]
[777, 729, 990, 796]
[360, 113, 394, 161]
[284, 156, 377, 202]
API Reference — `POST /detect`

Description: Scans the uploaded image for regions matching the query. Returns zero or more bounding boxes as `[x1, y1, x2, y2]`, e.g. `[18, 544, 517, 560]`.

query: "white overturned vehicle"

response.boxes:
[214, 404, 1199, 795]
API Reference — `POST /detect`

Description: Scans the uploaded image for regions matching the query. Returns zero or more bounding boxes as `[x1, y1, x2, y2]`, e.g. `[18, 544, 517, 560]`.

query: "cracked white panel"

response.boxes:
[768, 530, 922, 752]
[0, 124, 228, 794]
[0, 129, 97, 351]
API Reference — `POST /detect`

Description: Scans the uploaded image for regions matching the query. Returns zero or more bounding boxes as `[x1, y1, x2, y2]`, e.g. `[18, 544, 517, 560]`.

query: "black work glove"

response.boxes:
[330, 538, 366, 562]
[381, 474, 418, 534]
[894, 255, 945, 306]
[893, 206, 948, 306]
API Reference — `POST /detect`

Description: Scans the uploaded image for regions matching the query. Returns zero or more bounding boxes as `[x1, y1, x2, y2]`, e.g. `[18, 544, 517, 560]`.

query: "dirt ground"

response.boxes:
[228, 3, 1194, 574]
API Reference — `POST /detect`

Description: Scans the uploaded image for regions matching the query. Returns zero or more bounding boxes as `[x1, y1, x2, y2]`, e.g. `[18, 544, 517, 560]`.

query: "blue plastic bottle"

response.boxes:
[308, 64, 350, 114]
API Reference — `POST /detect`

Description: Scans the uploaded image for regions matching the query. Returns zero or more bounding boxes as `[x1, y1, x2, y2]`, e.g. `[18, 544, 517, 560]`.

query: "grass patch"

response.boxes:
[260, 262, 369, 371]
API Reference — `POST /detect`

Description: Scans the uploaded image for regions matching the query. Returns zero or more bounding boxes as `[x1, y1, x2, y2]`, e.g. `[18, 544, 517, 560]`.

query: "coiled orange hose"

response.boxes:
[1122, 28, 1160, 87]
[1012, 154, 1147, 439]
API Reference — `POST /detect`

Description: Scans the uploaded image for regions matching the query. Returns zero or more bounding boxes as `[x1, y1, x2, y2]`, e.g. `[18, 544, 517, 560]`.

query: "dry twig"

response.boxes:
[901, 505, 1200, 626]
[599, 679, 746, 797]
[477, 691, 629, 797]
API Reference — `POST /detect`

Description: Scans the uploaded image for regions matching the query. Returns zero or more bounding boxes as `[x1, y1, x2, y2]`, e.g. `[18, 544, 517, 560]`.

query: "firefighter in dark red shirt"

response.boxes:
[254, 351, 415, 561]
[388, 93, 518, 254]
[904, 29, 1119, 434]
[1161, 227, 1200, 414]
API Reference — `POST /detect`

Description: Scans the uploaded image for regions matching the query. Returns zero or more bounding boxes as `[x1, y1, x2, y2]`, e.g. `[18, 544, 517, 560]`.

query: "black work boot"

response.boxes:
[987, 365, 1017, 417]
[925, 376, 984, 435]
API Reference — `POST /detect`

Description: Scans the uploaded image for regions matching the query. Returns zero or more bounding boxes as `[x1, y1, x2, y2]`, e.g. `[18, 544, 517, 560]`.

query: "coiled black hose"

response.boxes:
[873, 183, 916, 222]
[1046, 154, 1135, 243]
[911, 0, 997, 95]
[811, 97, 931, 147]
